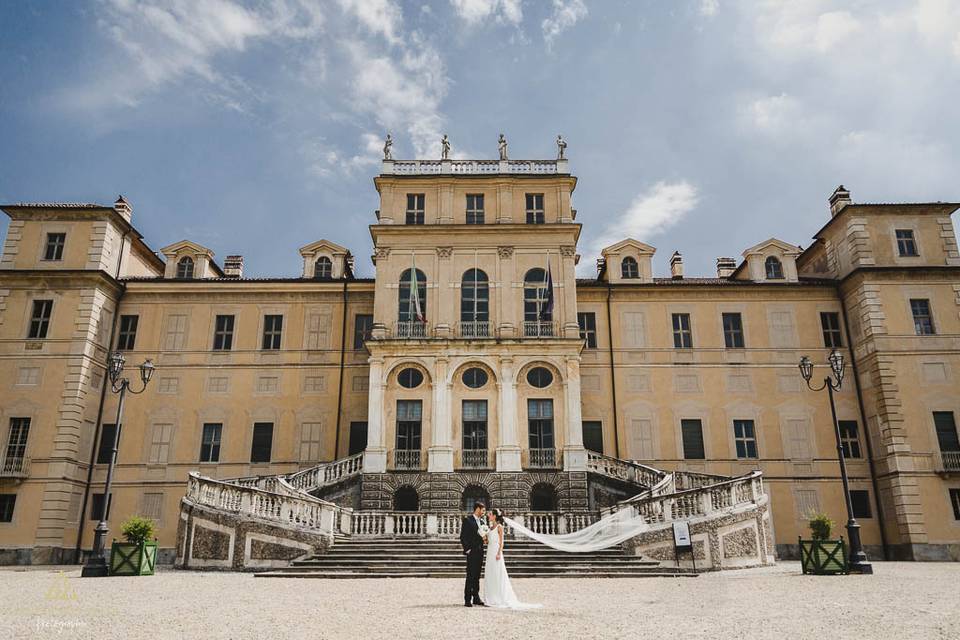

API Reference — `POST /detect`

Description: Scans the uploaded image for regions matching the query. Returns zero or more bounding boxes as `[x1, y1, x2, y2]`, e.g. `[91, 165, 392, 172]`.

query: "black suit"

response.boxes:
[460, 515, 485, 604]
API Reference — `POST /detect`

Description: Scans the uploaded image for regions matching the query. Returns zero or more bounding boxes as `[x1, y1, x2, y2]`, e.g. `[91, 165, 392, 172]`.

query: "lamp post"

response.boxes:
[81, 352, 155, 577]
[798, 349, 873, 575]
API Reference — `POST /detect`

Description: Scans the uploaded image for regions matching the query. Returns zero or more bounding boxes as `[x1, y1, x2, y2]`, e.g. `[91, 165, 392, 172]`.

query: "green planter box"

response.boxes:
[799, 537, 848, 575]
[109, 541, 158, 576]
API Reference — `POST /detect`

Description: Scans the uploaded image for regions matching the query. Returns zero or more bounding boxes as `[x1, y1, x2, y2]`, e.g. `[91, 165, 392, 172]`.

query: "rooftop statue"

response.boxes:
[441, 134, 451, 160]
[557, 135, 567, 160]
[383, 134, 393, 160]
[498, 133, 508, 160]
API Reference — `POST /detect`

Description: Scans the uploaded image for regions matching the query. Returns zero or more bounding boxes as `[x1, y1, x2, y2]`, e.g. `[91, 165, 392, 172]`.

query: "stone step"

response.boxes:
[277, 564, 675, 573]
[255, 571, 695, 579]
[294, 556, 654, 564]
[324, 547, 627, 556]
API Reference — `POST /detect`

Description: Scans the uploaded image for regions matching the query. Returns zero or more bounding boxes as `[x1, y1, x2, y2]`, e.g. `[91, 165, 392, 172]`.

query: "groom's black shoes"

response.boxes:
[473, 599, 487, 607]
[464, 602, 473, 608]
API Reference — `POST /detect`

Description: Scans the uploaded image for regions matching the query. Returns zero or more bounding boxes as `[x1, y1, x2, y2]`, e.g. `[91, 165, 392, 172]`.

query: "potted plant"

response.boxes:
[109, 515, 159, 576]
[799, 512, 847, 575]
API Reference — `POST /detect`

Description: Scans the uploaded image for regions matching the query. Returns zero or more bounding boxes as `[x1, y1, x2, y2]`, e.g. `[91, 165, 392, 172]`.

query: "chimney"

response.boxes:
[223, 255, 244, 278]
[670, 251, 684, 279]
[114, 195, 132, 222]
[716, 257, 737, 278]
[829, 185, 851, 217]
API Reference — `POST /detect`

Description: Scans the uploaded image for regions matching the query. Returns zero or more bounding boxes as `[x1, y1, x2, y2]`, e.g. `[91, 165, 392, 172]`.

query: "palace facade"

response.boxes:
[1, 154, 959, 565]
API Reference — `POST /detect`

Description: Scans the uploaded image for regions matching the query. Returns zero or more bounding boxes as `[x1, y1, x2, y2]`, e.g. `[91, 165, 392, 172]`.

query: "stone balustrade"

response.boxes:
[586, 451, 668, 489]
[286, 453, 363, 492]
[382, 159, 567, 176]
[349, 511, 598, 538]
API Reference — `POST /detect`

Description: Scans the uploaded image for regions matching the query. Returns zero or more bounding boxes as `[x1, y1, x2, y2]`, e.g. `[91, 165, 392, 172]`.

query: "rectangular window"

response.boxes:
[934, 412, 960, 453]
[527, 399, 555, 449]
[910, 299, 935, 335]
[299, 422, 324, 462]
[90, 493, 111, 520]
[681, 419, 705, 459]
[577, 312, 597, 348]
[849, 490, 872, 519]
[769, 311, 796, 348]
[44, 233, 66, 260]
[733, 420, 758, 459]
[406, 193, 425, 225]
[895, 229, 918, 256]
[462, 400, 488, 450]
[525, 193, 545, 224]
[4, 418, 31, 463]
[213, 315, 234, 351]
[582, 421, 603, 454]
[396, 401, 422, 451]
[28, 300, 53, 339]
[116, 315, 138, 351]
[348, 422, 368, 456]
[303, 375, 325, 392]
[96, 424, 120, 465]
[163, 314, 188, 350]
[148, 423, 173, 464]
[305, 313, 329, 350]
[466, 194, 485, 224]
[0, 494, 15, 523]
[951, 489, 960, 521]
[262, 315, 283, 350]
[722, 313, 745, 349]
[672, 313, 693, 349]
[353, 314, 373, 350]
[838, 420, 862, 459]
[140, 493, 164, 523]
[250, 423, 274, 463]
[629, 418, 655, 460]
[200, 423, 222, 463]
[820, 312, 843, 348]
[16, 367, 40, 386]
[158, 377, 180, 394]
[256, 376, 279, 393]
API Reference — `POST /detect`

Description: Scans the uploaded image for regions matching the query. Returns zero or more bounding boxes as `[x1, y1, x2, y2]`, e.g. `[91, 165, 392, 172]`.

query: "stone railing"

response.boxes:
[935, 451, 960, 473]
[383, 159, 567, 176]
[0, 455, 29, 478]
[350, 511, 598, 538]
[286, 453, 363, 493]
[586, 452, 668, 489]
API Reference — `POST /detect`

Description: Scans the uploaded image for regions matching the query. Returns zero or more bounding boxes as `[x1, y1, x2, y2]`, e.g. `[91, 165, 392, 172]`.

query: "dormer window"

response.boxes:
[896, 229, 918, 257]
[314, 256, 332, 279]
[621, 257, 639, 279]
[764, 256, 784, 280]
[176, 257, 195, 279]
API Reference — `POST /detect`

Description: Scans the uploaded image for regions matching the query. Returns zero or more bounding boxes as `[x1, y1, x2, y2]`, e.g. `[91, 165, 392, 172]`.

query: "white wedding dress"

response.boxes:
[483, 524, 541, 610]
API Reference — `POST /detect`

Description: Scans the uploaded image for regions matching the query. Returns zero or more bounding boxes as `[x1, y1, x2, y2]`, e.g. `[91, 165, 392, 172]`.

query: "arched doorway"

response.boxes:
[530, 483, 558, 511]
[461, 485, 491, 512]
[393, 486, 419, 511]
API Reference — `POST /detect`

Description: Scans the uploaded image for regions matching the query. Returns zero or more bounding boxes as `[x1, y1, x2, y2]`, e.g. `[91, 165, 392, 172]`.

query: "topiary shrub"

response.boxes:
[120, 515, 157, 546]
[808, 512, 834, 540]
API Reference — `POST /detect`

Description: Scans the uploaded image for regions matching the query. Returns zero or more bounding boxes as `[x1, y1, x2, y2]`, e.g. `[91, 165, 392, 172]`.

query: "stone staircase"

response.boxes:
[253, 538, 696, 579]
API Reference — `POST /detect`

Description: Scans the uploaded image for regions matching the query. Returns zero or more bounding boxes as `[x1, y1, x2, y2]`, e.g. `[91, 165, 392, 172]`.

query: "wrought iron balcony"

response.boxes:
[935, 451, 960, 474]
[461, 449, 490, 469]
[528, 448, 559, 469]
[393, 449, 422, 470]
[0, 456, 30, 478]
[393, 321, 428, 339]
[458, 321, 491, 338]
[522, 321, 557, 338]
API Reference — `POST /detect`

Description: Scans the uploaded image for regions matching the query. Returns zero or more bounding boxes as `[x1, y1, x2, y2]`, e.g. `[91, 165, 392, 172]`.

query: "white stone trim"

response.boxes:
[188, 517, 235, 568]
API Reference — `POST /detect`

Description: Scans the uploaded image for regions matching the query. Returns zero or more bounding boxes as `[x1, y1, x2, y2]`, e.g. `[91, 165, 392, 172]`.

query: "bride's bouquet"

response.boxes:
[478, 522, 490, 542]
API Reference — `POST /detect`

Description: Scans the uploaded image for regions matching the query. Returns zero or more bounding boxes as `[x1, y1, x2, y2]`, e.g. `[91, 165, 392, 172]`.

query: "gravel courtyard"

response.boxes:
[1, 562, 957, 640]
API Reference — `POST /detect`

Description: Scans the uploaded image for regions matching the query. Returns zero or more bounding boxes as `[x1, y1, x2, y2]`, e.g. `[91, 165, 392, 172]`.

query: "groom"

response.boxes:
[460, 501, 486, 607]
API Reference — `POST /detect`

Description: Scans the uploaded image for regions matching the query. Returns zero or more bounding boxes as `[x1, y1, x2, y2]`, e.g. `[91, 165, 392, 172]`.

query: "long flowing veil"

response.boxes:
[503, 508, 649, 553]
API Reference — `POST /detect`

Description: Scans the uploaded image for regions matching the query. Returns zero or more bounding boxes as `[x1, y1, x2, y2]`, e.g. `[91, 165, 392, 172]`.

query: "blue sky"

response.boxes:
[2, 0, 959, 278]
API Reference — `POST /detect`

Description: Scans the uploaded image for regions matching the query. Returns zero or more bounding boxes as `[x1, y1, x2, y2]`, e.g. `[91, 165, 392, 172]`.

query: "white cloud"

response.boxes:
[700, 0, 719, 18]
[593, 181, 700, 251]
[742, 93, 803, 134]
[542, 0, 588, 48]
[752, 2, 862, 55]
[813, 11, 861, 52]
[449, 0, 523, 25]
[336, 0, 403, 44]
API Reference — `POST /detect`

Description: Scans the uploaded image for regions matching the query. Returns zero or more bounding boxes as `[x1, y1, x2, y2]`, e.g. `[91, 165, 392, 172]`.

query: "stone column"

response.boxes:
[561, 245, 581, 338]
[563, 355, 587, 471]
[363, 357, 387, 473]
[496, 356, 522, 471]
[428, 357, 454, 472]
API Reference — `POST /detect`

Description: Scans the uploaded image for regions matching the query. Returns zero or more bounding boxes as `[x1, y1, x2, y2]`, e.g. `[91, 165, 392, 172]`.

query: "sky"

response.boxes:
[1, 0, 959, 278]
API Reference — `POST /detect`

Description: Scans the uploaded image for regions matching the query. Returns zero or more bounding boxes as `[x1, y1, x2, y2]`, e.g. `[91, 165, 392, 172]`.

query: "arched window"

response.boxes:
[460, 269, 489, 336]
[314, 256, 332, 279]
[398, 268, 427, 325]
[523, 268, 552, 327]
[530, 483, 558, 511]
[176, 256, 194, 279]
[461, 485, 491, 512]
[621, 256, 639, 279]
[393, 486, 419, 511]
[765, 256, 784, 280]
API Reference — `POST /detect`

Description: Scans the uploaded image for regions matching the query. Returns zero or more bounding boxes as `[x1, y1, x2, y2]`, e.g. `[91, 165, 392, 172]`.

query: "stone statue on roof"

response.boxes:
[498, 133, 508, 160]
[441, 134, 450, 160]
[556, 135, 567, 160]
[383, 134, 393, 160]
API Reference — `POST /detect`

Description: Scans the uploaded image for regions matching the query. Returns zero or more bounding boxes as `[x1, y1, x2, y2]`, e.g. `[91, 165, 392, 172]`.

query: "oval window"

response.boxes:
[398, 367, 424, 389]
[462, 367, 488, 389]
[526, 366, 553, 388]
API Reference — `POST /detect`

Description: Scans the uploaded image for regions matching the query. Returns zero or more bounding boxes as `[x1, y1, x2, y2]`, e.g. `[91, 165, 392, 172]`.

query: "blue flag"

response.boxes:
[539, 259, 554, 321]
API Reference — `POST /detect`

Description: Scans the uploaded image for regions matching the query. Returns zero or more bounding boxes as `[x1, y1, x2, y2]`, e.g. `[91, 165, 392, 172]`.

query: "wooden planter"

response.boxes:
[109, 540, 158, 576]
[799, 537, 848, 575]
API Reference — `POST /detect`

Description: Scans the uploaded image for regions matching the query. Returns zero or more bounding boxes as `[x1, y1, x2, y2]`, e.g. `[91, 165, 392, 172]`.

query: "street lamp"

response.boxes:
[798, 349, 872, 575]
[81, 352, 155, 577]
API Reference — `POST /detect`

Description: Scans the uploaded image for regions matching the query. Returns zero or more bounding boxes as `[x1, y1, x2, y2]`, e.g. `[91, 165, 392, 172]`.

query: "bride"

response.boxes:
[482, 509, 541, 610]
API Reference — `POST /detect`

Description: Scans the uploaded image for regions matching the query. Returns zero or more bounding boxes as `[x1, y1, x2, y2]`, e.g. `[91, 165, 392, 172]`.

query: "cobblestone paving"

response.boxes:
[1, 562, 958, 640]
